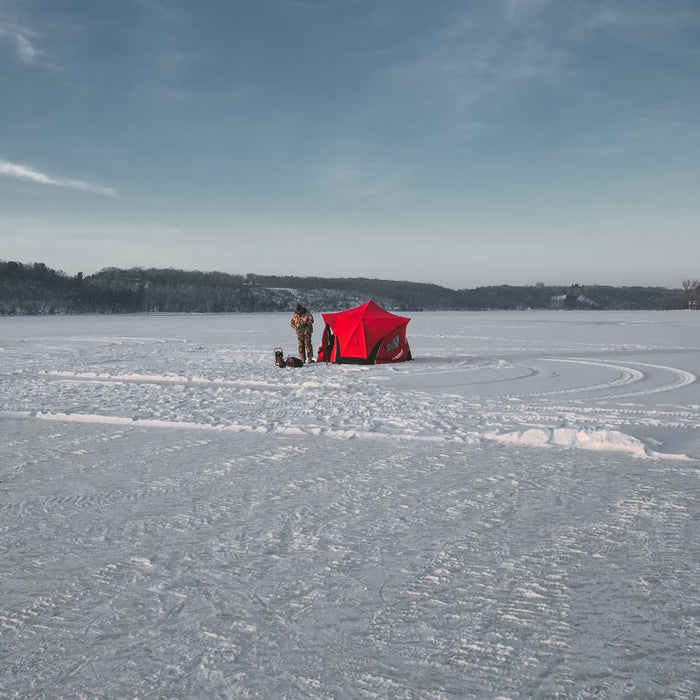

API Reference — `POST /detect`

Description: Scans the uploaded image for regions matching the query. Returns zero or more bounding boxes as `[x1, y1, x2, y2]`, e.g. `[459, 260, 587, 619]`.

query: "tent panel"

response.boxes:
[318, 300, 412, 364]
[333, 317, 366, 356]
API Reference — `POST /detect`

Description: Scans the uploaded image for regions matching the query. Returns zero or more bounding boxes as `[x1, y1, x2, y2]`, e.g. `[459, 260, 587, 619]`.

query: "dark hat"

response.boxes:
[296, 303, 304, 312]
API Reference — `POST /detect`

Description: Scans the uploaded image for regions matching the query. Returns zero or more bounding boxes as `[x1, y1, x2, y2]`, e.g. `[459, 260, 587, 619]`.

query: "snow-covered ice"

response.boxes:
[1, 310, 698, 698]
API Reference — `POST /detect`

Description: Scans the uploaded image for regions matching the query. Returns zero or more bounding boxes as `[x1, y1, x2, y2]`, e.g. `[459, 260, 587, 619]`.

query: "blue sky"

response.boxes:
[1, 0, 698, 288]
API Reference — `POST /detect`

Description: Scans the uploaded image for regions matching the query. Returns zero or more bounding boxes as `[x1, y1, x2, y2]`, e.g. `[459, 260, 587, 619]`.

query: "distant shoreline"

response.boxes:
[0, 261, 692, 315]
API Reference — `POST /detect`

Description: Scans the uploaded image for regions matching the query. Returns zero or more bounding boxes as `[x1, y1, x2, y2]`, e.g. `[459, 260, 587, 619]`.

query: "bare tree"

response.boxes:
[681, 279, 700, 309]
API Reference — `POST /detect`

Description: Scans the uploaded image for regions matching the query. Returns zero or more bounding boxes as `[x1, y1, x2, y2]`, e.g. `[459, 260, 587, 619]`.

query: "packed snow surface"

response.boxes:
[1, 310, 698, 698]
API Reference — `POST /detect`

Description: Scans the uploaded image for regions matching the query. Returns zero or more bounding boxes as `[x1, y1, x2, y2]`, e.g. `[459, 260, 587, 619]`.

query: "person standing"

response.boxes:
[290, 303, 314, 363]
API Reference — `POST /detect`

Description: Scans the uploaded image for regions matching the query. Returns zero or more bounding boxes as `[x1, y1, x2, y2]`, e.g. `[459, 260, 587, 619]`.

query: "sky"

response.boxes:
[0, 0, 698, 289]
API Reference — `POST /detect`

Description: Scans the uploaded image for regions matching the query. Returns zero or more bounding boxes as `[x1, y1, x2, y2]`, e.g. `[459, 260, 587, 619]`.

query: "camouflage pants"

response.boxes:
[297, 328, 313, 362]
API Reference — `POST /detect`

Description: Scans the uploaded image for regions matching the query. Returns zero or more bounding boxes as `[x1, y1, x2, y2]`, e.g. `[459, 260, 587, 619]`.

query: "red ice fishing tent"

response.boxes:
[317, 300, 412, 364]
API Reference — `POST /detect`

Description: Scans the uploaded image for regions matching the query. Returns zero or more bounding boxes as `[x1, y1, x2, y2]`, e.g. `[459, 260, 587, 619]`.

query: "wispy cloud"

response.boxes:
[0, 21, 39, 63]
[319, 156, 410, 200]
[0, 157, 116, 196]
[586, 2, 699, 32]
[376, 0, 699, 138]
[374, 0, 566, 134]
[563, 110, 700, 159]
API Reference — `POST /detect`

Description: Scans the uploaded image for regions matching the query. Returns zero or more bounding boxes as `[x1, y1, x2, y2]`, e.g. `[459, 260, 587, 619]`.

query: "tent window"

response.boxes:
[386, 335, 400, 351]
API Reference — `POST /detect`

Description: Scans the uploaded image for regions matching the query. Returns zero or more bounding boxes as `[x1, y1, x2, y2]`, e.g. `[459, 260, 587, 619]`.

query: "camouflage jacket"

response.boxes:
[291, 310, 314, 331]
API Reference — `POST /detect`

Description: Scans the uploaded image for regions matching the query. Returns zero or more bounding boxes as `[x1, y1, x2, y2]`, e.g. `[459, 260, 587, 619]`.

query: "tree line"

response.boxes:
[0, 260, 691, 315]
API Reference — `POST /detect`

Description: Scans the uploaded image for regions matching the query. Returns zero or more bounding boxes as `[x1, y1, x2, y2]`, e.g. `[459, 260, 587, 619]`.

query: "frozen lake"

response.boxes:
[1, 311, 699, 698]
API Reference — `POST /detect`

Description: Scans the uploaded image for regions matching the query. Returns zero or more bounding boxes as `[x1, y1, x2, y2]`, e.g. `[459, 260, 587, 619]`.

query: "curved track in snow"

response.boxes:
[1, 314, 698, 460]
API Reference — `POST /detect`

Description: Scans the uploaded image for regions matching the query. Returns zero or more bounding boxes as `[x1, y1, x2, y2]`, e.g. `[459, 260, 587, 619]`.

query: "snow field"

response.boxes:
[1, 310, 699, 697]
[1, 312, 699, 458]
[2, 421, 698, 697]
